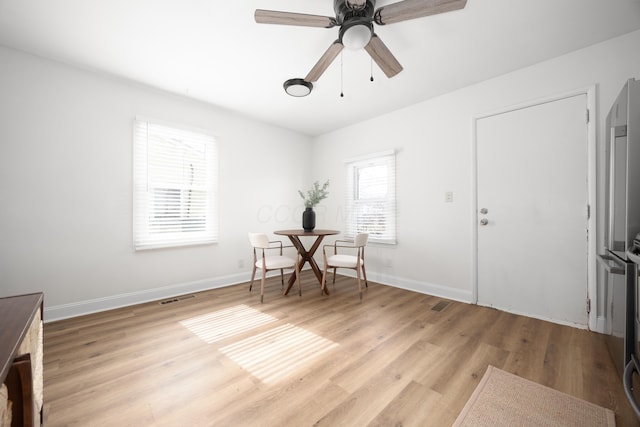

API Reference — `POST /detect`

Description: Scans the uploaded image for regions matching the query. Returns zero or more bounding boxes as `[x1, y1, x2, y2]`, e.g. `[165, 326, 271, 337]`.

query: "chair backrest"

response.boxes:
[248, 232, 270, 249]
[354, 233, 369, 247]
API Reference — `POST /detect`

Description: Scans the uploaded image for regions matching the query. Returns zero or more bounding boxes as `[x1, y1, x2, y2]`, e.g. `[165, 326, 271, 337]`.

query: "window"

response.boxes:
[345, 150, 396, 244]
[133, 119, 218, 250]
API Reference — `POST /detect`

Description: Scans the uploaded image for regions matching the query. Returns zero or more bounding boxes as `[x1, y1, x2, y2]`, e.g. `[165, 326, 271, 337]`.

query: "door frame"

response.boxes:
[471, 86, 598, 331]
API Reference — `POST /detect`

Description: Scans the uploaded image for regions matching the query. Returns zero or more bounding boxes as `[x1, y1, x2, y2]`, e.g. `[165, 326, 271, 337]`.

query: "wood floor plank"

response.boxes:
[42, 272, 639, 426]
[368, 379, 443, 427]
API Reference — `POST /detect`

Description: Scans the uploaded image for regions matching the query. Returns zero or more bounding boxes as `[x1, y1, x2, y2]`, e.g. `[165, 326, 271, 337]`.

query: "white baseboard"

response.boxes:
[43, 268, 472, 322]
[50, 267, 560, 324]
[593, 315, 607, 334]
[475, 301, 590, 330]
[334, 270, 474, 304]
[45, 268, 597, 332]
[44, 272, 251, 322]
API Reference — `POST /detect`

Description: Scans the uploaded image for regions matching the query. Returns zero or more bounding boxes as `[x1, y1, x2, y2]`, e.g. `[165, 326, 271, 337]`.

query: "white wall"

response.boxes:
[2, 30, 639, 324]
[0, 46, 312, 320]
[311, 30, 640, 321]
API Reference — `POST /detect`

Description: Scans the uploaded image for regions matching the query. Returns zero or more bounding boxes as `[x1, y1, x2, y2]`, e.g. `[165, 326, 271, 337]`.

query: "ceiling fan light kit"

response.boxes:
[283, 78, 313, 97]
[256, 0, 468, 96]
[340, 20, 373, 50]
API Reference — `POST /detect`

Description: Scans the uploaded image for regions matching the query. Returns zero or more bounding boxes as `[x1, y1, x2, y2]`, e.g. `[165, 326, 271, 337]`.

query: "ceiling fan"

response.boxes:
[255, 0, 468, 96]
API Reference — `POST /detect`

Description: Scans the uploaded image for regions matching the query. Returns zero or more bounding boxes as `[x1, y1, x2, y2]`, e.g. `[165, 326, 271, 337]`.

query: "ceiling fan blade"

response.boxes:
[364, 34, 403, 78]
[305, 41, 344, 82]
[375, 0, 467, 25]
[255, 9, 337, 28]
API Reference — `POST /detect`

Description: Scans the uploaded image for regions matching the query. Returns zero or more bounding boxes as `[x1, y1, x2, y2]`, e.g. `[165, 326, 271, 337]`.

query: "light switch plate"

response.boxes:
[445, 191, 453, 203]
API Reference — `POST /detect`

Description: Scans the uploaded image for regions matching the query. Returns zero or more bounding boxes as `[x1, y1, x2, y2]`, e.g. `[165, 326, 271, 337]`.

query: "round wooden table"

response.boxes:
[274, 229, 340, 295]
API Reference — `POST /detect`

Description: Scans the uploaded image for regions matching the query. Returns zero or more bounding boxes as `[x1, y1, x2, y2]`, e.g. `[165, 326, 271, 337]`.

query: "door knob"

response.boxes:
[480, 218, 488, 226]
[480, 208, 488, 214]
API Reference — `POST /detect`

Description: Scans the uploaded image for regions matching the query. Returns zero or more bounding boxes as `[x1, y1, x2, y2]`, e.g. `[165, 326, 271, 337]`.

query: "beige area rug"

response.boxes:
[453, 365, 616, 427]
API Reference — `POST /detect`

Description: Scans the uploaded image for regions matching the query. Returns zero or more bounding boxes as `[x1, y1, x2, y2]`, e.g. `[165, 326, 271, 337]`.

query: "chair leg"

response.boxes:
[280, 269, 285, 289]
[260, 270, 266, 303]
[321, 264, 328, 295]
[356, 267, 363, 300]
[249, 266, 257, 292]
[332, 267, 337, 285]
[296, 263, 302, 297]
[361, 263, 368, 288]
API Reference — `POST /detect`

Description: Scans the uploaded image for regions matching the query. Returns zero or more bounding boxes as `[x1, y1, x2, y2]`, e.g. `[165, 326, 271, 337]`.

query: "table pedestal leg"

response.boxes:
[284, 235, 330, 295]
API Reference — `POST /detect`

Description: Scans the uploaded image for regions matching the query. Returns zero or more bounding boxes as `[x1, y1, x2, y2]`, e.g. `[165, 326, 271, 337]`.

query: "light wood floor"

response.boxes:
[43, 272, 639, 426]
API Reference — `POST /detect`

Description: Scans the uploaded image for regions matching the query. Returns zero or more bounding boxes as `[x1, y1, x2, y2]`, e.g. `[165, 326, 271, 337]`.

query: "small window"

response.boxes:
[345, 151, 396, 244]
[133, 119, 218, 250]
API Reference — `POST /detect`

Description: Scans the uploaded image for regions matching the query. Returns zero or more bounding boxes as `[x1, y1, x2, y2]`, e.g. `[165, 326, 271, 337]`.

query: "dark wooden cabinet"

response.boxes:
[0, 293, 44, 427]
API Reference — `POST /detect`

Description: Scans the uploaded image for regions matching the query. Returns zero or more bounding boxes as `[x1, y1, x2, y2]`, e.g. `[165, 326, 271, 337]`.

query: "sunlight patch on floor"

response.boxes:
[219, 323, 339, 384]
[180, 304, 277, 344]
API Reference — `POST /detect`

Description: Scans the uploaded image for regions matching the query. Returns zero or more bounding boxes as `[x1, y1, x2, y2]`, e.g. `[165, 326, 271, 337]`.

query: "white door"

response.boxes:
[476, 94, 589, 325]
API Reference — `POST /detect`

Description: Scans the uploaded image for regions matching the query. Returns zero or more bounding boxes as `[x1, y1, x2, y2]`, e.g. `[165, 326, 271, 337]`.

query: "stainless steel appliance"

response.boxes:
[624, 237, 640, 417]
[598, 78, 640, 419]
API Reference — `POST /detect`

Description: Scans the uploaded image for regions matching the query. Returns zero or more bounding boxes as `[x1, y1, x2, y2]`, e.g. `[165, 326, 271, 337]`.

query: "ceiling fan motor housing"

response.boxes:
[334, 0, 375, 25]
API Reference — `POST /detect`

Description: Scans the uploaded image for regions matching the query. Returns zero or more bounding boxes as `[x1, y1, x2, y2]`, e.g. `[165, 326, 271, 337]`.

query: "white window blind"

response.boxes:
[345, 151, 396, 244]
[133, 119, 218, 250]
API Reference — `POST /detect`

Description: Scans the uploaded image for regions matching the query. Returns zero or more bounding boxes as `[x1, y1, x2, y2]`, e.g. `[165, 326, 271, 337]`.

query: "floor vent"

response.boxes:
[159, 295, 196, 305]
[431, 301, 450, 312]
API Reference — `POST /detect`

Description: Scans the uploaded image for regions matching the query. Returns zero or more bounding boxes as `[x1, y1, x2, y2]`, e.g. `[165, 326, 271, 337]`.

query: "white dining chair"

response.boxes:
[248, 232, 301, 303]
[321, 233, 369, 299]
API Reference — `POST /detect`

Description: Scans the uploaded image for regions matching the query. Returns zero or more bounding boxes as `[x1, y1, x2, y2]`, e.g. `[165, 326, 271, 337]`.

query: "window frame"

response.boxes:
[133, 118, 218, 250]
[345, 150, 397, 245]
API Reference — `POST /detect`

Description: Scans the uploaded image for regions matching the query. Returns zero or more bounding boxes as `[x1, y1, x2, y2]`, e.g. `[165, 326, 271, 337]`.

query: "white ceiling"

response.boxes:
[1, 0, 640, 136]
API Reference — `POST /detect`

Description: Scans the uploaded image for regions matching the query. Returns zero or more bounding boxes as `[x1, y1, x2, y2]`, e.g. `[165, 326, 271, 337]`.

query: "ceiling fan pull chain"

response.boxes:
[340, 52, 344, 97]
[370, 57, 374, 82]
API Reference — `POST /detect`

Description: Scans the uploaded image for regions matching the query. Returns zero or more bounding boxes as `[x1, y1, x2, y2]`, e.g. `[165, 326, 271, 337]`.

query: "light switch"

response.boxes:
[445, 191, 453, 203]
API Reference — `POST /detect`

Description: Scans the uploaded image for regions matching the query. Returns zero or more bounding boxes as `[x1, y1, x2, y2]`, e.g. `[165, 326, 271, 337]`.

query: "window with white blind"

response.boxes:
[345, 150, 396, 244]
[133, 119, 218, 250]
